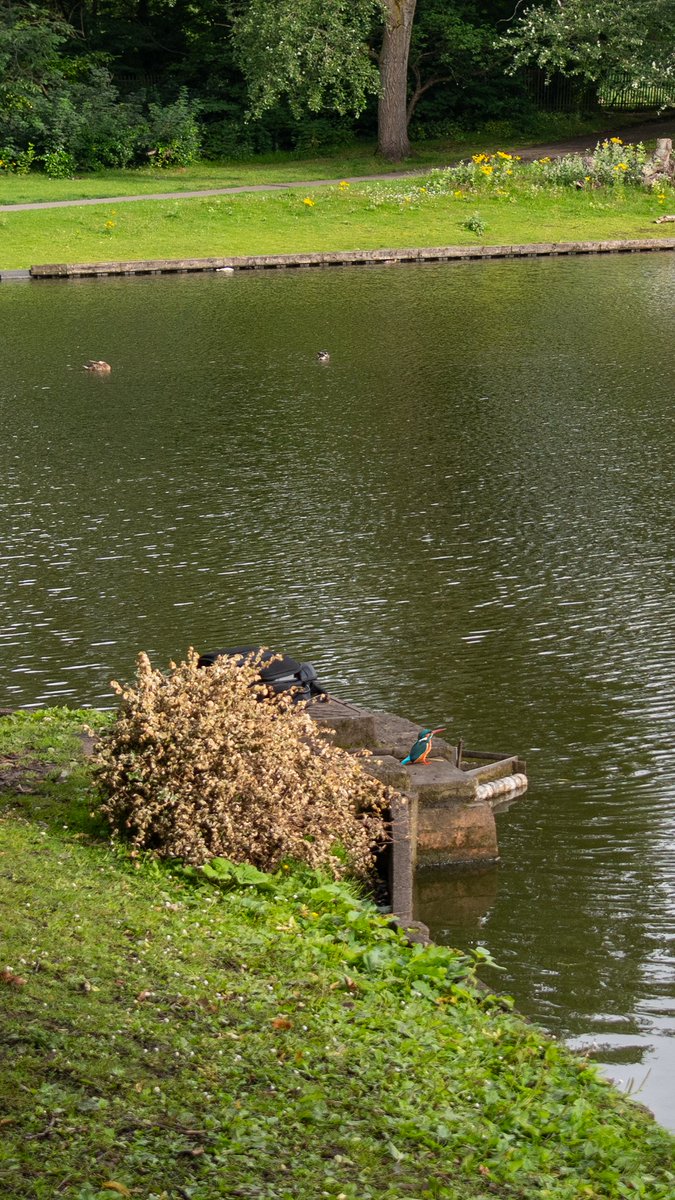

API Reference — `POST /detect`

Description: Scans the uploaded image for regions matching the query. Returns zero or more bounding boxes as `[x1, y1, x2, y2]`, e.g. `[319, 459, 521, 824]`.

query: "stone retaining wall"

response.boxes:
[18, 238, 675, 280]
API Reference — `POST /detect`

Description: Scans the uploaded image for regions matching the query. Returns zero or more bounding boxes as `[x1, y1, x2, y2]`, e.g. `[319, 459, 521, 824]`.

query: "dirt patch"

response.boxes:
[0, 754, 57, 794]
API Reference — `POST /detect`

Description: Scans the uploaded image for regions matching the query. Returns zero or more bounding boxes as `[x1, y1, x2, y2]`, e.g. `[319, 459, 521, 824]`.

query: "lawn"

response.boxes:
[0, 174, 672, 270]
[1, 708, 675, 1200]
[0, 113, 632, 206]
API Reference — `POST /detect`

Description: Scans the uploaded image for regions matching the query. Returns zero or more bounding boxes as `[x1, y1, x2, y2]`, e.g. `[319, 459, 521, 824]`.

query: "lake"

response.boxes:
[1, 254, 674, 1129]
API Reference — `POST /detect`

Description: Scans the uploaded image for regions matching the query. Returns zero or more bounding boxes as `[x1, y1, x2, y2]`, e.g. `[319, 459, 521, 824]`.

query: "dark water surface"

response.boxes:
[1, 257, 674, 1128]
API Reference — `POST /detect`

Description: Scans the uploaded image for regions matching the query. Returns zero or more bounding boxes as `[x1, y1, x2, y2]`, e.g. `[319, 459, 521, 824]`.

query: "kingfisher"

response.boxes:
[401, 727, 446, 765]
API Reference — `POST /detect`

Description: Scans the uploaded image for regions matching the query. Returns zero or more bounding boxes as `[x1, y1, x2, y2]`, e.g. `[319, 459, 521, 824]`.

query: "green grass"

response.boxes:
[0, 114, 629, 206]
[0, 175, 672, 269]
[2, 708, 675, 1200]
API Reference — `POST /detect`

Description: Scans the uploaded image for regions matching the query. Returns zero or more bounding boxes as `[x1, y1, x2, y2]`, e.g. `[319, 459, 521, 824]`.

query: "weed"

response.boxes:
[461, 212, 487, 235]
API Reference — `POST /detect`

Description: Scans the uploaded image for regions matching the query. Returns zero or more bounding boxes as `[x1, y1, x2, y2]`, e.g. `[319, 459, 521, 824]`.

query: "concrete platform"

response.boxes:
[308, 696, 527, 869]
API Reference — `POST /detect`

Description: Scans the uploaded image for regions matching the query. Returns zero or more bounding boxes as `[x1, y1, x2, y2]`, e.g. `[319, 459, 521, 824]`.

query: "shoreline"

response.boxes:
[2, 236, 674, 282]
[2, 704, 675, 1198]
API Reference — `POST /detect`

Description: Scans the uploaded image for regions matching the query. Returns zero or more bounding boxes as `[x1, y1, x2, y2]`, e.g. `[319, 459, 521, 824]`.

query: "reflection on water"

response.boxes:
[1, 256, 674, 1128]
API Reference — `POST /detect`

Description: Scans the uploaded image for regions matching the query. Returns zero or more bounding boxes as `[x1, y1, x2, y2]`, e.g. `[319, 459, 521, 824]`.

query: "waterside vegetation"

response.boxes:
[2, 705, 675, 1200]
[1, 138, 674, 270]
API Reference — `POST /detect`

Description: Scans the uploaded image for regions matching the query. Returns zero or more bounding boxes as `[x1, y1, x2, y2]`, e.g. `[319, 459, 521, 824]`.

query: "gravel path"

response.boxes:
[0, 117, 671, 214]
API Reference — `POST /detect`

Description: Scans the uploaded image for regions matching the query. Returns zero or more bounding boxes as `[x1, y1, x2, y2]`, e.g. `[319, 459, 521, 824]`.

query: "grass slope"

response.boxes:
[0, 114, 630, 206]
[1, 709, 674, 1200]
[0, 179, 671, 270]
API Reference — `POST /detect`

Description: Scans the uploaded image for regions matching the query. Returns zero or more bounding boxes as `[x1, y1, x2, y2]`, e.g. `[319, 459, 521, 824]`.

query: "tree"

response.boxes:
[377, 0, 417, 159]
[502, 0, 675, 107]
[232, 0, 420, 160]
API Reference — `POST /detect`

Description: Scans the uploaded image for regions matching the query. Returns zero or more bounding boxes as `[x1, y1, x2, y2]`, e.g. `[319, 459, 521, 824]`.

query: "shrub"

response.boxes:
[144, 90, 201, 166]
[531, 138, 646, 188]
[0, 142, 37, 174]
[95, 649, 391, 877]
[42, 145, 75, 178]
[72, 101, 145, 170]
[462, 211, 487, 235]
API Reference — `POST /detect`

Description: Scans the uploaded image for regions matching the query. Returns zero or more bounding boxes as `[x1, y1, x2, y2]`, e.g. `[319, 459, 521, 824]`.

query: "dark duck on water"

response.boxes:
[400, 726, 445, 765]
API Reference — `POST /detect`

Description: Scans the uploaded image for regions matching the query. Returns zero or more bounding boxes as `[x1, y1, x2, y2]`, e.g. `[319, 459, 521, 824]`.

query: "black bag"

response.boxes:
[197, 645, 327, 703]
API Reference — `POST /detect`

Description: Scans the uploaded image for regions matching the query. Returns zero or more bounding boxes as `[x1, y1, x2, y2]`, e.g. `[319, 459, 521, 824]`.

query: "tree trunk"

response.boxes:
[378, 0, 417, 161]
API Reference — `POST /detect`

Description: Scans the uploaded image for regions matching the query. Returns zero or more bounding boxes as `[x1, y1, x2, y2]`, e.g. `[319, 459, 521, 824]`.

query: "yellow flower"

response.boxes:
[610, 137, 623, 144]
[585, 175, 591, 181]
[538, 156, 551, 164]
[453, 189, 463, 198]
[338, 180, 350, 189]
[472, 153, 488, 164]
[104, 220, 116, 230]
[618, 162, 628, 170]
[496, 151, 512, 160]
[419, 186, 427, 193]
[302, 197, 315, 207]
[506, 169, 513, 175]
[480, 164, 493, 175]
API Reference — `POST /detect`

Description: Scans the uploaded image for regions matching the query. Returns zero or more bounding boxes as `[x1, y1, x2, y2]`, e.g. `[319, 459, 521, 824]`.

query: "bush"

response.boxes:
[95, 649, 391, 877]
[42, 144, 75, 178]
[71, 100, 145, 170]
[462, 211, 487, 235]
[0, 143, 36, 174]
[531, 138, 647, 188]
[144, 90, 201, 166]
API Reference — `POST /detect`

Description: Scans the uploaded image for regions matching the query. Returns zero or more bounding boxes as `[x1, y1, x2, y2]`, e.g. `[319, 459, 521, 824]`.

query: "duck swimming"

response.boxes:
[316, 350, 330, 363]
[83, 360, 111, 373]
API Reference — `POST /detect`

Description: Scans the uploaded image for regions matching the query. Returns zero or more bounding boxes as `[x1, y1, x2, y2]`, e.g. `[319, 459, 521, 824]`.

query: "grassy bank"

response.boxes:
[0, 114, 642, 207]
[1, 708, 674, 1200]
[1, 174, 673, 270]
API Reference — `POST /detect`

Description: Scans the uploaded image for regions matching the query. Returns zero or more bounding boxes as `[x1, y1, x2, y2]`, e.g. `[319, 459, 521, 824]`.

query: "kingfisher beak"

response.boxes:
[431, 727, 446, 735]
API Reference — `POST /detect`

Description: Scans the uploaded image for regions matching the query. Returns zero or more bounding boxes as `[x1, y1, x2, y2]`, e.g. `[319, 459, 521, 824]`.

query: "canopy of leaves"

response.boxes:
[502, 0, 675, 105]
[232, 0, 383, 118]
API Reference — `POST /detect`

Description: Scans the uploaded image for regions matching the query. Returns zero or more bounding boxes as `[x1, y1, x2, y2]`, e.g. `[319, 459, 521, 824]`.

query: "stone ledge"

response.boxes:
[26, 237, 675, 279]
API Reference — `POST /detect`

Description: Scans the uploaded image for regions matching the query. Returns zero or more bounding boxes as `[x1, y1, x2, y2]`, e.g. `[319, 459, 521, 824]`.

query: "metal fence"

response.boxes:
[599, 75, 673, 110]
[524, 67, 673, 113]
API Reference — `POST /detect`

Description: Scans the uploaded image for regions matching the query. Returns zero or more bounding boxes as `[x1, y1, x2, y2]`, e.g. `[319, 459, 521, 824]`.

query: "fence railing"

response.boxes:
[524, 67, 673, 113]
[598, 75, 673, 110]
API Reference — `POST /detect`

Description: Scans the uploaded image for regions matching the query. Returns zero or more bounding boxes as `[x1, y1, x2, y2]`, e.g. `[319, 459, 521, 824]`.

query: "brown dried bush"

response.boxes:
[95, 649, 390, 878]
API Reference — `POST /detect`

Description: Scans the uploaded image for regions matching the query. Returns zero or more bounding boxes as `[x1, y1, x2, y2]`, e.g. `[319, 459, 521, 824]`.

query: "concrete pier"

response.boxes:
[309, 697, 527, 873]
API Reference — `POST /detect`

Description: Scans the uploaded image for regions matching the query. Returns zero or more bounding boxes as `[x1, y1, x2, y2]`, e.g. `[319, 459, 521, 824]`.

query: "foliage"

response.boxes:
[144, 90, 201, 167]
[2, 708, 675, 1200]
[423, 139, 655, 195]
[461, 211, 487, 234]
[232, 0, 383, 119]
[501, 0, 675, 107]
[42, 144, 75, 178]
[0, 141, 36, 173]
[0, 5, 199, 170]
[94, 648, 390, 877]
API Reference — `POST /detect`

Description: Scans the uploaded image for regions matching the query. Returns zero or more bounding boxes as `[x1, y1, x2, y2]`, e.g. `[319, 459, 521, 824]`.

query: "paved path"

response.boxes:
[1, 118, 671, 215]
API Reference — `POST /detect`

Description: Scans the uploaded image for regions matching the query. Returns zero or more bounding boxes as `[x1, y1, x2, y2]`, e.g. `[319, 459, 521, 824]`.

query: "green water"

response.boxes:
[1, 256, 674, 1128]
